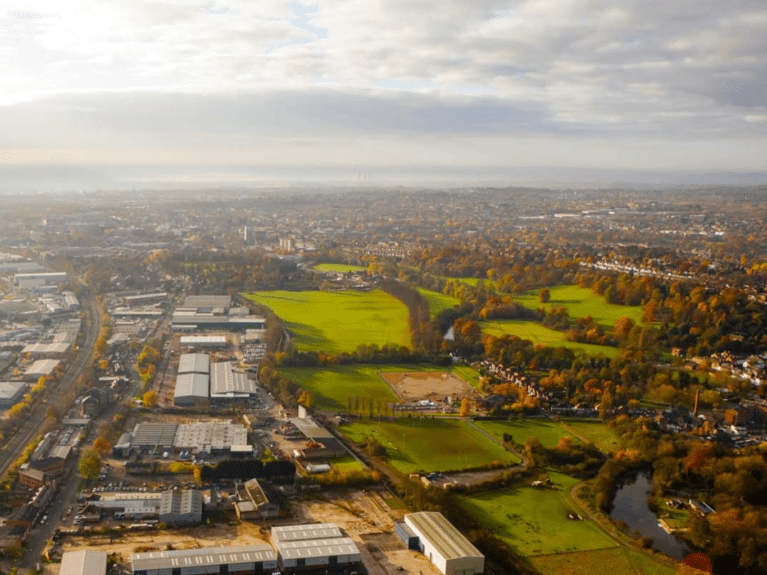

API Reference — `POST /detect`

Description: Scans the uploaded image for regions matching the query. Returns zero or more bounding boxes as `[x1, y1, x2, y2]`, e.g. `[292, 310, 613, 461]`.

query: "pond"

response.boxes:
[609, 471, 690, 560]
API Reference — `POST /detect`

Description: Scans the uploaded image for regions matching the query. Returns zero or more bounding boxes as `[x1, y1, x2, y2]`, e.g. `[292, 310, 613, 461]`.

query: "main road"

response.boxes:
[0, 288, 101, 480]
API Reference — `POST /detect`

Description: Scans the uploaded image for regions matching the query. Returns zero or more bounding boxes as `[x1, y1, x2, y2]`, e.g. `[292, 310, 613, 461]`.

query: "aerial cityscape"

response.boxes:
[2, 1, 767, 575]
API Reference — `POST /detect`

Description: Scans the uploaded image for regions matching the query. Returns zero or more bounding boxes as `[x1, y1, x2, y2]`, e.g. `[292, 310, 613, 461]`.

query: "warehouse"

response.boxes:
[210, 361, 258, 401]
[171, 313, 266, 331]
[173, 373, 209, 406]
[271, 523, 361, 572]
[23, 359, 60, 381]
[174, 420, 249, 454]
[404, 511, 484, 575]
[183, 294, 232, 309]
[178, 353, 210, 375]
[179, 335, 228, 348]
[158, 489, 203, 525]
[21, 342, 70, 358]
[0, 381, 28, 409]
[14, 271, 67, 288]
[60, 550, 107, 575]
[131, 544, 278, 575]
[129, 423, 179, 453]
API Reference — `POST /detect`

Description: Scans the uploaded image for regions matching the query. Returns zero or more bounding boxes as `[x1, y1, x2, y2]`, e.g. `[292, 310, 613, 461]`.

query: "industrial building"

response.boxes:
[174, 353, 211, 406]
[183, 295, 233, 309]
[14, 271, 67, 288]
[171, 313, 266, 331]
[131, 544, 278, 575]
[23, 359, 60, 381]
[271, 523, 362, 572]
[234, 478, 281, 520]
[404, 512, 485, 575]
[179, 335, 228, 348]
[21, 342, 70, 358]
[159, 489, 203, 525]
[0, 381, 28, 409]
[116, 420, 250, 457]
[210, 361, 258, 401]
[178, 353, 210, 375]
[59, 550, 107, 575]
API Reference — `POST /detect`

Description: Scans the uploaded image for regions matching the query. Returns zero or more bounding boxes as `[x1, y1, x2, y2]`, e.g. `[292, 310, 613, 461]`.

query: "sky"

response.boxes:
[1, 0, 766, 190]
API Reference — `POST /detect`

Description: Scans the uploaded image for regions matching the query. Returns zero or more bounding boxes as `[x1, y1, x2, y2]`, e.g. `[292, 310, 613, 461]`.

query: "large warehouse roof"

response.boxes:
[183, 295, 232, 309]
[178, 353, 209, 374]
[22, 342, 70, 355]
[130, 423, 178, 448]
[174, 421, 248, 450]
[277, 536, 360, 560]
[271, 523, 344, 544]
[210, 362, 257, 396]
[131, 544, 276, 571]
[60, 550, 107, 575]
[25, 359, 60, 376]
[405, 512, 483, 561]
[174, 373, 209, 400]
[0, 381, 26, 401]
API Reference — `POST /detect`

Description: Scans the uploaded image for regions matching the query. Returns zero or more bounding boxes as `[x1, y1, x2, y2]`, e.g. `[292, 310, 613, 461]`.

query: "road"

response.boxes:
[0, 289, 100, 481]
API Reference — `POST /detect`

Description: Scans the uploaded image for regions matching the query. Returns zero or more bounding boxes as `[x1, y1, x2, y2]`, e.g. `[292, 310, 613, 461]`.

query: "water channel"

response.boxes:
[609, 472, 690, 560]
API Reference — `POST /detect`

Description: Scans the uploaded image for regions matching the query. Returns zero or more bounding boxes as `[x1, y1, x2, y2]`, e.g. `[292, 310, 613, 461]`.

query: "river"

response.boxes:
[609, 472, 690, 560]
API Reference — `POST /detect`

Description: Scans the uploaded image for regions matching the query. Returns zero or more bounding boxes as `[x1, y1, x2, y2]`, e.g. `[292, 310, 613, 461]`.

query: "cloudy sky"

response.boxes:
[1, 0, 766, 189]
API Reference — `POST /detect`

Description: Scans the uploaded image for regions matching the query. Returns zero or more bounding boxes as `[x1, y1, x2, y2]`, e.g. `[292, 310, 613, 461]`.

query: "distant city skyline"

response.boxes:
[1, 1, 766, 191]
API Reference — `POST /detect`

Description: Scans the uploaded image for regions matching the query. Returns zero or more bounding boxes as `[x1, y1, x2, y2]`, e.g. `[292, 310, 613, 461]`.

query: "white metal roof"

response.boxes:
[131, 544, 275, 570]
[60, 550, 107, 575]
[174, 373, 210, 400]
[177, 353, 210, 374]
[405, 511, 484, 561]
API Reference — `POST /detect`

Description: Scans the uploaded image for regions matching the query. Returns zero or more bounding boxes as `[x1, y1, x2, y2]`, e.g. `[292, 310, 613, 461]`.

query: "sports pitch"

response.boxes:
[481, 319, 620, 357]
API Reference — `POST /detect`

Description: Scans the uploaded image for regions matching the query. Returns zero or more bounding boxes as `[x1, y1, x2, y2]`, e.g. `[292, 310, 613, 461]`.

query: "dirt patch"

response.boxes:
[380, 371, 474, 402]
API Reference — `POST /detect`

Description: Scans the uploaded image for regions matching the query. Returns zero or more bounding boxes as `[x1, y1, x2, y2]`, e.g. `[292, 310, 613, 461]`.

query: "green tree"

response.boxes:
[79, 448, 102, 482]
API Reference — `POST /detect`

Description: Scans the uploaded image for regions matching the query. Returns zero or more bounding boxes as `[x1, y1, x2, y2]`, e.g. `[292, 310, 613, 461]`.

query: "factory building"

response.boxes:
[271, 523, 362, 572]
[23, 359, 60, 381]
[131, 544, 278, 575]
[21, 342, 70, 358]
[210, 361, 258, 402]
[174, 353, 210, 406]
[14, 272, 67, 288]
[159, 489, 203, 526]
[59, 550, 107, 575]
[404, 512, 484, 575]
[179, 335, 228, 348]
[0, 381, 28, 409]
[117, 420, 251, 458]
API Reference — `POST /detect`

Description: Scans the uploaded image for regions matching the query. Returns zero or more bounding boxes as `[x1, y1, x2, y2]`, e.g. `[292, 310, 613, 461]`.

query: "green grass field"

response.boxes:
[558, 420, 622, 453]
[278, 364, 482, 412]
[461, 472, 617, 556]
[340, 418, 519, 473]
[243, 289, 410, 353]
[531, 547, 677, 575]
[314, 263, 366, 273]
[481, 319, 619, 357]
[473, 418, 577, 448]
[329, 456, 366, 473]
[417, 288, 461, 319]
[513, 285, 644, 330]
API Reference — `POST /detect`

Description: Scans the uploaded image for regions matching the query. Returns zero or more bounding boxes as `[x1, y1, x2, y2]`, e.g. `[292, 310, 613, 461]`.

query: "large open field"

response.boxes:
[243, 289, 410, 353]
[340, 418, 519, 473]
[531, 547, 677, 575]
[461, 472, 617, 556]
[558, 419, 622, 453]
[314, 263, 366, 273]
[417, 287, 461, 319]
[473, 418, 577, 448]
[481, 319, 619, 357]
[513, 284, 644, 329]
[278, 364, 482, 412]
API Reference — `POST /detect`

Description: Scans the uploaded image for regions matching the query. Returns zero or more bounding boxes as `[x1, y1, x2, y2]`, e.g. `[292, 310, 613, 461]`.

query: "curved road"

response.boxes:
[0, 288, 101, 480]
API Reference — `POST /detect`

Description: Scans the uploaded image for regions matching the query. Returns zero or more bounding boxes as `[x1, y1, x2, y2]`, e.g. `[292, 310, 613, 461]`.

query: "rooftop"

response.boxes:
[405, 511, 483, 561]
[131, 544, 276, 571]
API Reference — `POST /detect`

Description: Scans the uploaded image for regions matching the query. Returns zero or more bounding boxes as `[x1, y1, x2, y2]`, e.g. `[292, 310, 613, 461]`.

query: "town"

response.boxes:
[0, 186, 765, 575]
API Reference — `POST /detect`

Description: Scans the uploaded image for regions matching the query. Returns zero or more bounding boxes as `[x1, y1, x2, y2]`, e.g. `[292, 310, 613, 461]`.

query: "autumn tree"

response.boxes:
[460, 396, 471, 417]
[539, 287, 551, 303]
[79, 448, 102, 482]
[93, 437, 111, 454]
[142, 390, 158, 407]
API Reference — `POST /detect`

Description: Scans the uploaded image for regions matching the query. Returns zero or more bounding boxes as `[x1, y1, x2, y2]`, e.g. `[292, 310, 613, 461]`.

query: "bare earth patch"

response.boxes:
[380, 371, 475, 402]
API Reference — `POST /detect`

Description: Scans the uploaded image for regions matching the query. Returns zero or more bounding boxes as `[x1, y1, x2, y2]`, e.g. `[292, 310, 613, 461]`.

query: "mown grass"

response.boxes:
[340, 417, 519, 473]
[278, 364, 482, 412]
[461, 471, 617, 556]
[558, 419, 622, 454]
[473, 418, 577, 448]
[417, 287, 461, 319]
[531, 547, 677, 575]
[314, 263, 366, 273]
[481, 319, 619, 358]
[243, 289, 410, 353]
[329, 456, 366, 473]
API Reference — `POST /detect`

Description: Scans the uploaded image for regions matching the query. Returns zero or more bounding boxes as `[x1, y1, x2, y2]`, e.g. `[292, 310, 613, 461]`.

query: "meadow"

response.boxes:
[340, 418, 519, 473]
[558, 419, 622, 453]
[512, 284, 644, 329]
[278, 364, 482, 412]
[243, 289, 410, 353]
[473, 418, 577, 448]
[461, 472, 617, 556]
[481, 319, 619, 357]
[417, 287, 461, 319]
[314, 263, 366, 273]
[531, 547, 677, 575]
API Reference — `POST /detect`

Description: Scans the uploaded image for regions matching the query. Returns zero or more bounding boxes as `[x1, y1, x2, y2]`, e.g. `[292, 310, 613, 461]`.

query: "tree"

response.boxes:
[79, 448, 102, 482]
[93, 437, 111, 454]
[460, 396, 471, 417]
[539, 287, 551, 303]
[142, 390, 158, 407]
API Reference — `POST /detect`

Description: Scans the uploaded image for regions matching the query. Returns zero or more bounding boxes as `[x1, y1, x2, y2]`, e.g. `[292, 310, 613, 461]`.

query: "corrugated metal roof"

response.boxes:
[178, 353, 210, 374]
[131, 544, 276, 570]
[277, 537, 360, 560]
[405, 512, 483, 561]
[174, 373, 209, 400]
[60, 550, 107, 575]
